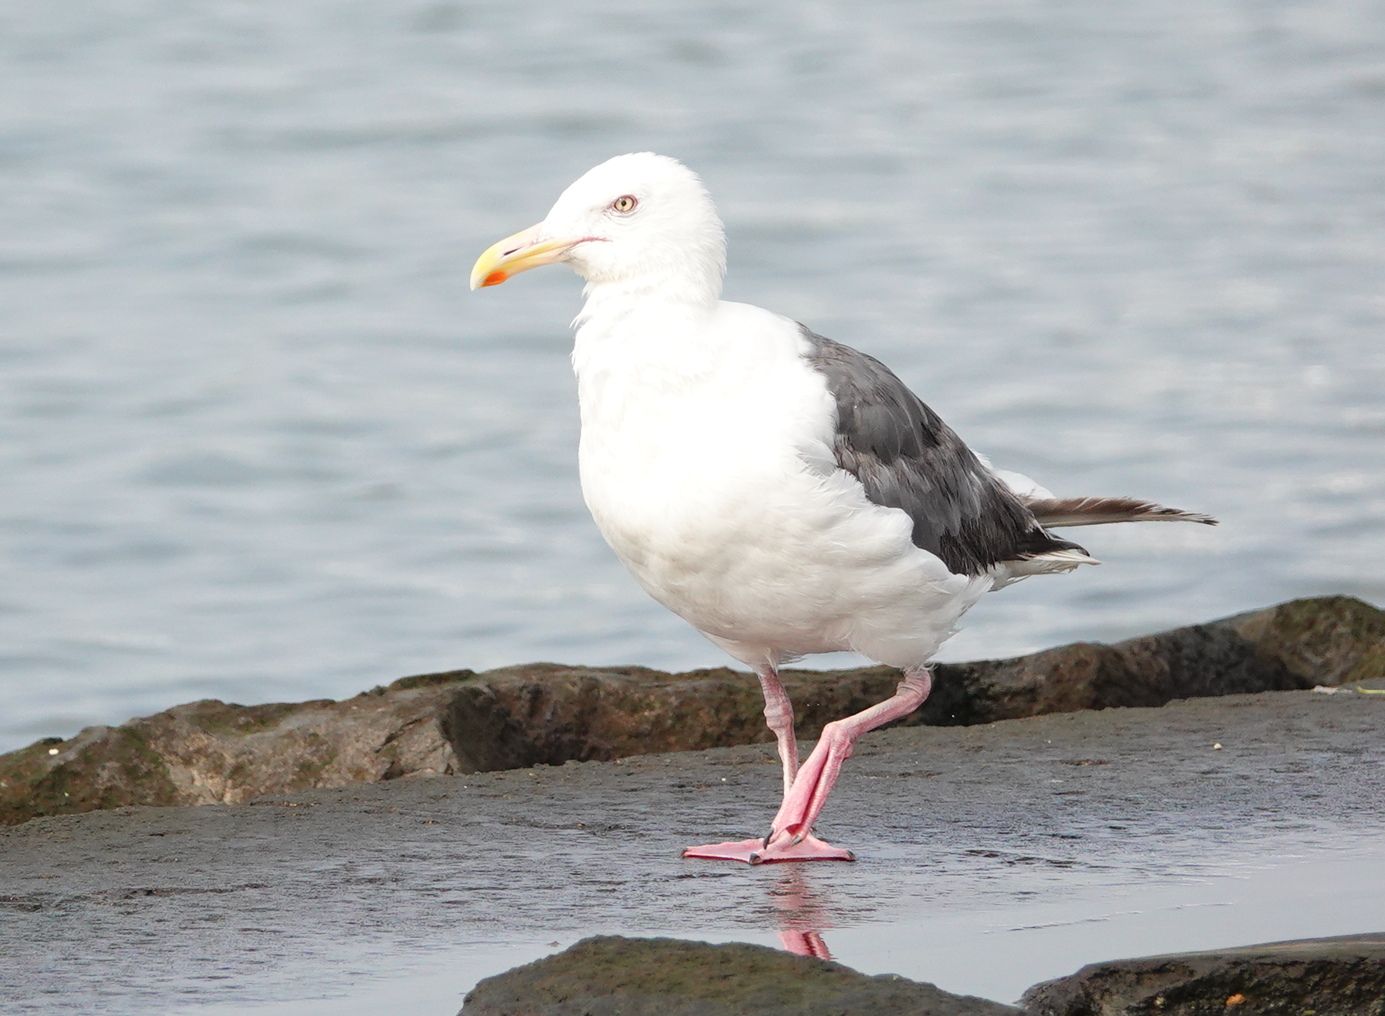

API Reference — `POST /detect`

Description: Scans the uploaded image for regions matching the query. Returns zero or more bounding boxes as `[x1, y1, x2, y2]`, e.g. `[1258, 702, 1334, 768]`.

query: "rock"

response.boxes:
[0, 689, 462, 826]
[461, 935, 1017, 1015]
[2, 595, 1380, 826]
[929, 594, 1385, 723]
[463, 932, 1385, 1016]
[1022, 934, 1385, 1015]
[0, 664, 894, 827]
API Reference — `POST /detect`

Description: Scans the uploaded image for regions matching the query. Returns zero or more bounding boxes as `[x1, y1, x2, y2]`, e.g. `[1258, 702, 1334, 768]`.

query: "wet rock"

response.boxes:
[437, 662, 900, 770]
[461, 935, 1016, 1015]
[0, 665, 894, 827]
[0, 689, 462, 826]
[1, 688, 1381, 1012]
[929, 594, 1385, 723]
[2, 595, 1380, 825]
[1022, 933, 1385, 1015]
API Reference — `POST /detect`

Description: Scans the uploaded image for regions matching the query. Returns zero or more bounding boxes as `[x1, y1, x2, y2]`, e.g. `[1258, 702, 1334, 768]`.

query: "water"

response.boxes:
[186, 842, 1385, 1015]
[3, 0, 1383, 751]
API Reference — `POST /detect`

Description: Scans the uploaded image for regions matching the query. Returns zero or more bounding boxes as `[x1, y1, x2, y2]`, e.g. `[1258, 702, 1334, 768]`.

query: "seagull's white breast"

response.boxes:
[572, 301, 989, 670]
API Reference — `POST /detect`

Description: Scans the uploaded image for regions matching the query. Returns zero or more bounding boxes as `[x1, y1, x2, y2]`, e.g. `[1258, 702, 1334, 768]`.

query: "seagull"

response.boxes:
[470, 153, 1215, 864]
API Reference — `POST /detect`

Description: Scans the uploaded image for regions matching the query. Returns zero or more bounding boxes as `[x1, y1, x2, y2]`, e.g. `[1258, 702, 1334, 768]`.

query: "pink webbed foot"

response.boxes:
[682, 831, 855, 864]
[681, 669, 933, 865]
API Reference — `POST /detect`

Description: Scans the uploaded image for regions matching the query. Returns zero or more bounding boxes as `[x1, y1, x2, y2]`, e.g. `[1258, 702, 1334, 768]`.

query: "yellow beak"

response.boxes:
[469, 224, 575, 290]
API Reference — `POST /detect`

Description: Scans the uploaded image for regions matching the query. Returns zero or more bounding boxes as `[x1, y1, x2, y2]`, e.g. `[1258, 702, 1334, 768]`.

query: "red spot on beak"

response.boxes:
[482, 270, 508, 287]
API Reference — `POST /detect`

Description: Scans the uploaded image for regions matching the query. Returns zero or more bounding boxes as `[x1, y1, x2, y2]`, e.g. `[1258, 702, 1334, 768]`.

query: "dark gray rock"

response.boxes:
[2, 595, 1381, 825]
[461, 935, 1018, 1015]
[1022, 934, 1385, 1015]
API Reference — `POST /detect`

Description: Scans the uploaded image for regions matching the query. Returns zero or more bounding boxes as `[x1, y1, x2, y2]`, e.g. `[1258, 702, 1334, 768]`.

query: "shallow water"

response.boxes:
[185, 839, 1385, 1014]
[3, 0, 1384, 749]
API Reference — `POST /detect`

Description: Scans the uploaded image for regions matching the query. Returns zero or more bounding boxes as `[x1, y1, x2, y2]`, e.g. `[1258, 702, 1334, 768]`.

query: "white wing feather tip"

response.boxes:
[1034, 547, 1102, 566]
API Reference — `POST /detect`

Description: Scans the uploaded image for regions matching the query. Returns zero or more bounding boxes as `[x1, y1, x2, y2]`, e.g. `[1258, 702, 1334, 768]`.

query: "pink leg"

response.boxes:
[756, 666, 798, 797]
[757, 667, 933, 860]
[684, 665, 804, 862]
[684, 667, 933, 864]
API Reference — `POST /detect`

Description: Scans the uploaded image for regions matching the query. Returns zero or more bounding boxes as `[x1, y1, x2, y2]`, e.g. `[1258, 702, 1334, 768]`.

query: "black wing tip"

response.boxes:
[1144, 505, 1219, 526]
[1153, 507, 1218, 526]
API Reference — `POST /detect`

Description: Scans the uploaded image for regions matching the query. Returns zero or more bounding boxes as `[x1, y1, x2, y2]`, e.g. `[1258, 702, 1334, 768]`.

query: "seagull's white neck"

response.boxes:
[570, 273, 724, 393]
[574, 271, 721, 331]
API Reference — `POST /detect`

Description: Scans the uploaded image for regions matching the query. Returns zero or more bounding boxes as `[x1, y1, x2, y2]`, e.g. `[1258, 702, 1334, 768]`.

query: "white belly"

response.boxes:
[573, 304, 991, 670]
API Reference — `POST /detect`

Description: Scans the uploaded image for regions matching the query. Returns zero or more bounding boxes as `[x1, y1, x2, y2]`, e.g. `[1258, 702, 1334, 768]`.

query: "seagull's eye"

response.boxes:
[611, 195, 638, 214]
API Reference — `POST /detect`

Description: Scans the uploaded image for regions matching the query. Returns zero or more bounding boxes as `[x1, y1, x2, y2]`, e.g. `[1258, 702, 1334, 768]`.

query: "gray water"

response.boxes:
[3, 0, 1383, 751]
[192, 840, 1385, 1015]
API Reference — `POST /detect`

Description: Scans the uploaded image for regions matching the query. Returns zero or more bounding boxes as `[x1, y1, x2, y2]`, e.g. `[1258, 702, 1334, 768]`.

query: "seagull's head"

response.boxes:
[470, 152, 726, 302]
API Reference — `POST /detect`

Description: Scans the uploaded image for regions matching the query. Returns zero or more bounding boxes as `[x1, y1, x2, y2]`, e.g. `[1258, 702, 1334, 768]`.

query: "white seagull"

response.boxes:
[470, 153, 1214, 864]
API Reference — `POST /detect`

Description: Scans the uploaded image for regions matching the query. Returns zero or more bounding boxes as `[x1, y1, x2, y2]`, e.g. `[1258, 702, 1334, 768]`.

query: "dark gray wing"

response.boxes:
[802, 326, 1086, 576]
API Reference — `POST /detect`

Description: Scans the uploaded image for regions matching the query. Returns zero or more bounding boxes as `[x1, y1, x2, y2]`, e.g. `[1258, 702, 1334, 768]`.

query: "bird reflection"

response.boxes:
[766, 869, 835, 960]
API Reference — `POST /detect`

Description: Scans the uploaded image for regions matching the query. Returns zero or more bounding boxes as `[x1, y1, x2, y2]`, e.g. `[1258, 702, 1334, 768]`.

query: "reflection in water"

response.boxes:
[767, 870, 836, 961]
[779, 927, 835, 961]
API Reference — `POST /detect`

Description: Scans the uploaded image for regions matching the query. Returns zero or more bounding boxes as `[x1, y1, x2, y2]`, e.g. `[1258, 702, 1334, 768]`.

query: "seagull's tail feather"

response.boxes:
[992, 543, 1098, 589]
[1025, 496, 1218, 529]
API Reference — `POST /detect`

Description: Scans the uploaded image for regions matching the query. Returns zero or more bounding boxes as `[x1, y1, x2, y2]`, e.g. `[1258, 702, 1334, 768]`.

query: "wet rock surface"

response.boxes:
[461, 935, 1018, 1015]
[3, 595, 1380, 827]
[1023, 934, 1385, 1016]
[1, 688, 1381, 1014]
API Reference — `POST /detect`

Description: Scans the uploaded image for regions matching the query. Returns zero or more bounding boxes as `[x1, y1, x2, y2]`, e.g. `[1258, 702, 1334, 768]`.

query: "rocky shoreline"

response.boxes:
[2, 596, 1382, 1014]
[3, 594, 1381, 828]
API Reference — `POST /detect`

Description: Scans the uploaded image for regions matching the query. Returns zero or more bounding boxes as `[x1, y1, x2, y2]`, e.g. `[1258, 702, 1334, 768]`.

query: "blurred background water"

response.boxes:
[1, 0, 1382, 752]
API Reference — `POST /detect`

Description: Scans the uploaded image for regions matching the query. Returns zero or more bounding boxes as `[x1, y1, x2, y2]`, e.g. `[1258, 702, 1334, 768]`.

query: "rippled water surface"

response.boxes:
[3, 0, 1383, 748]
